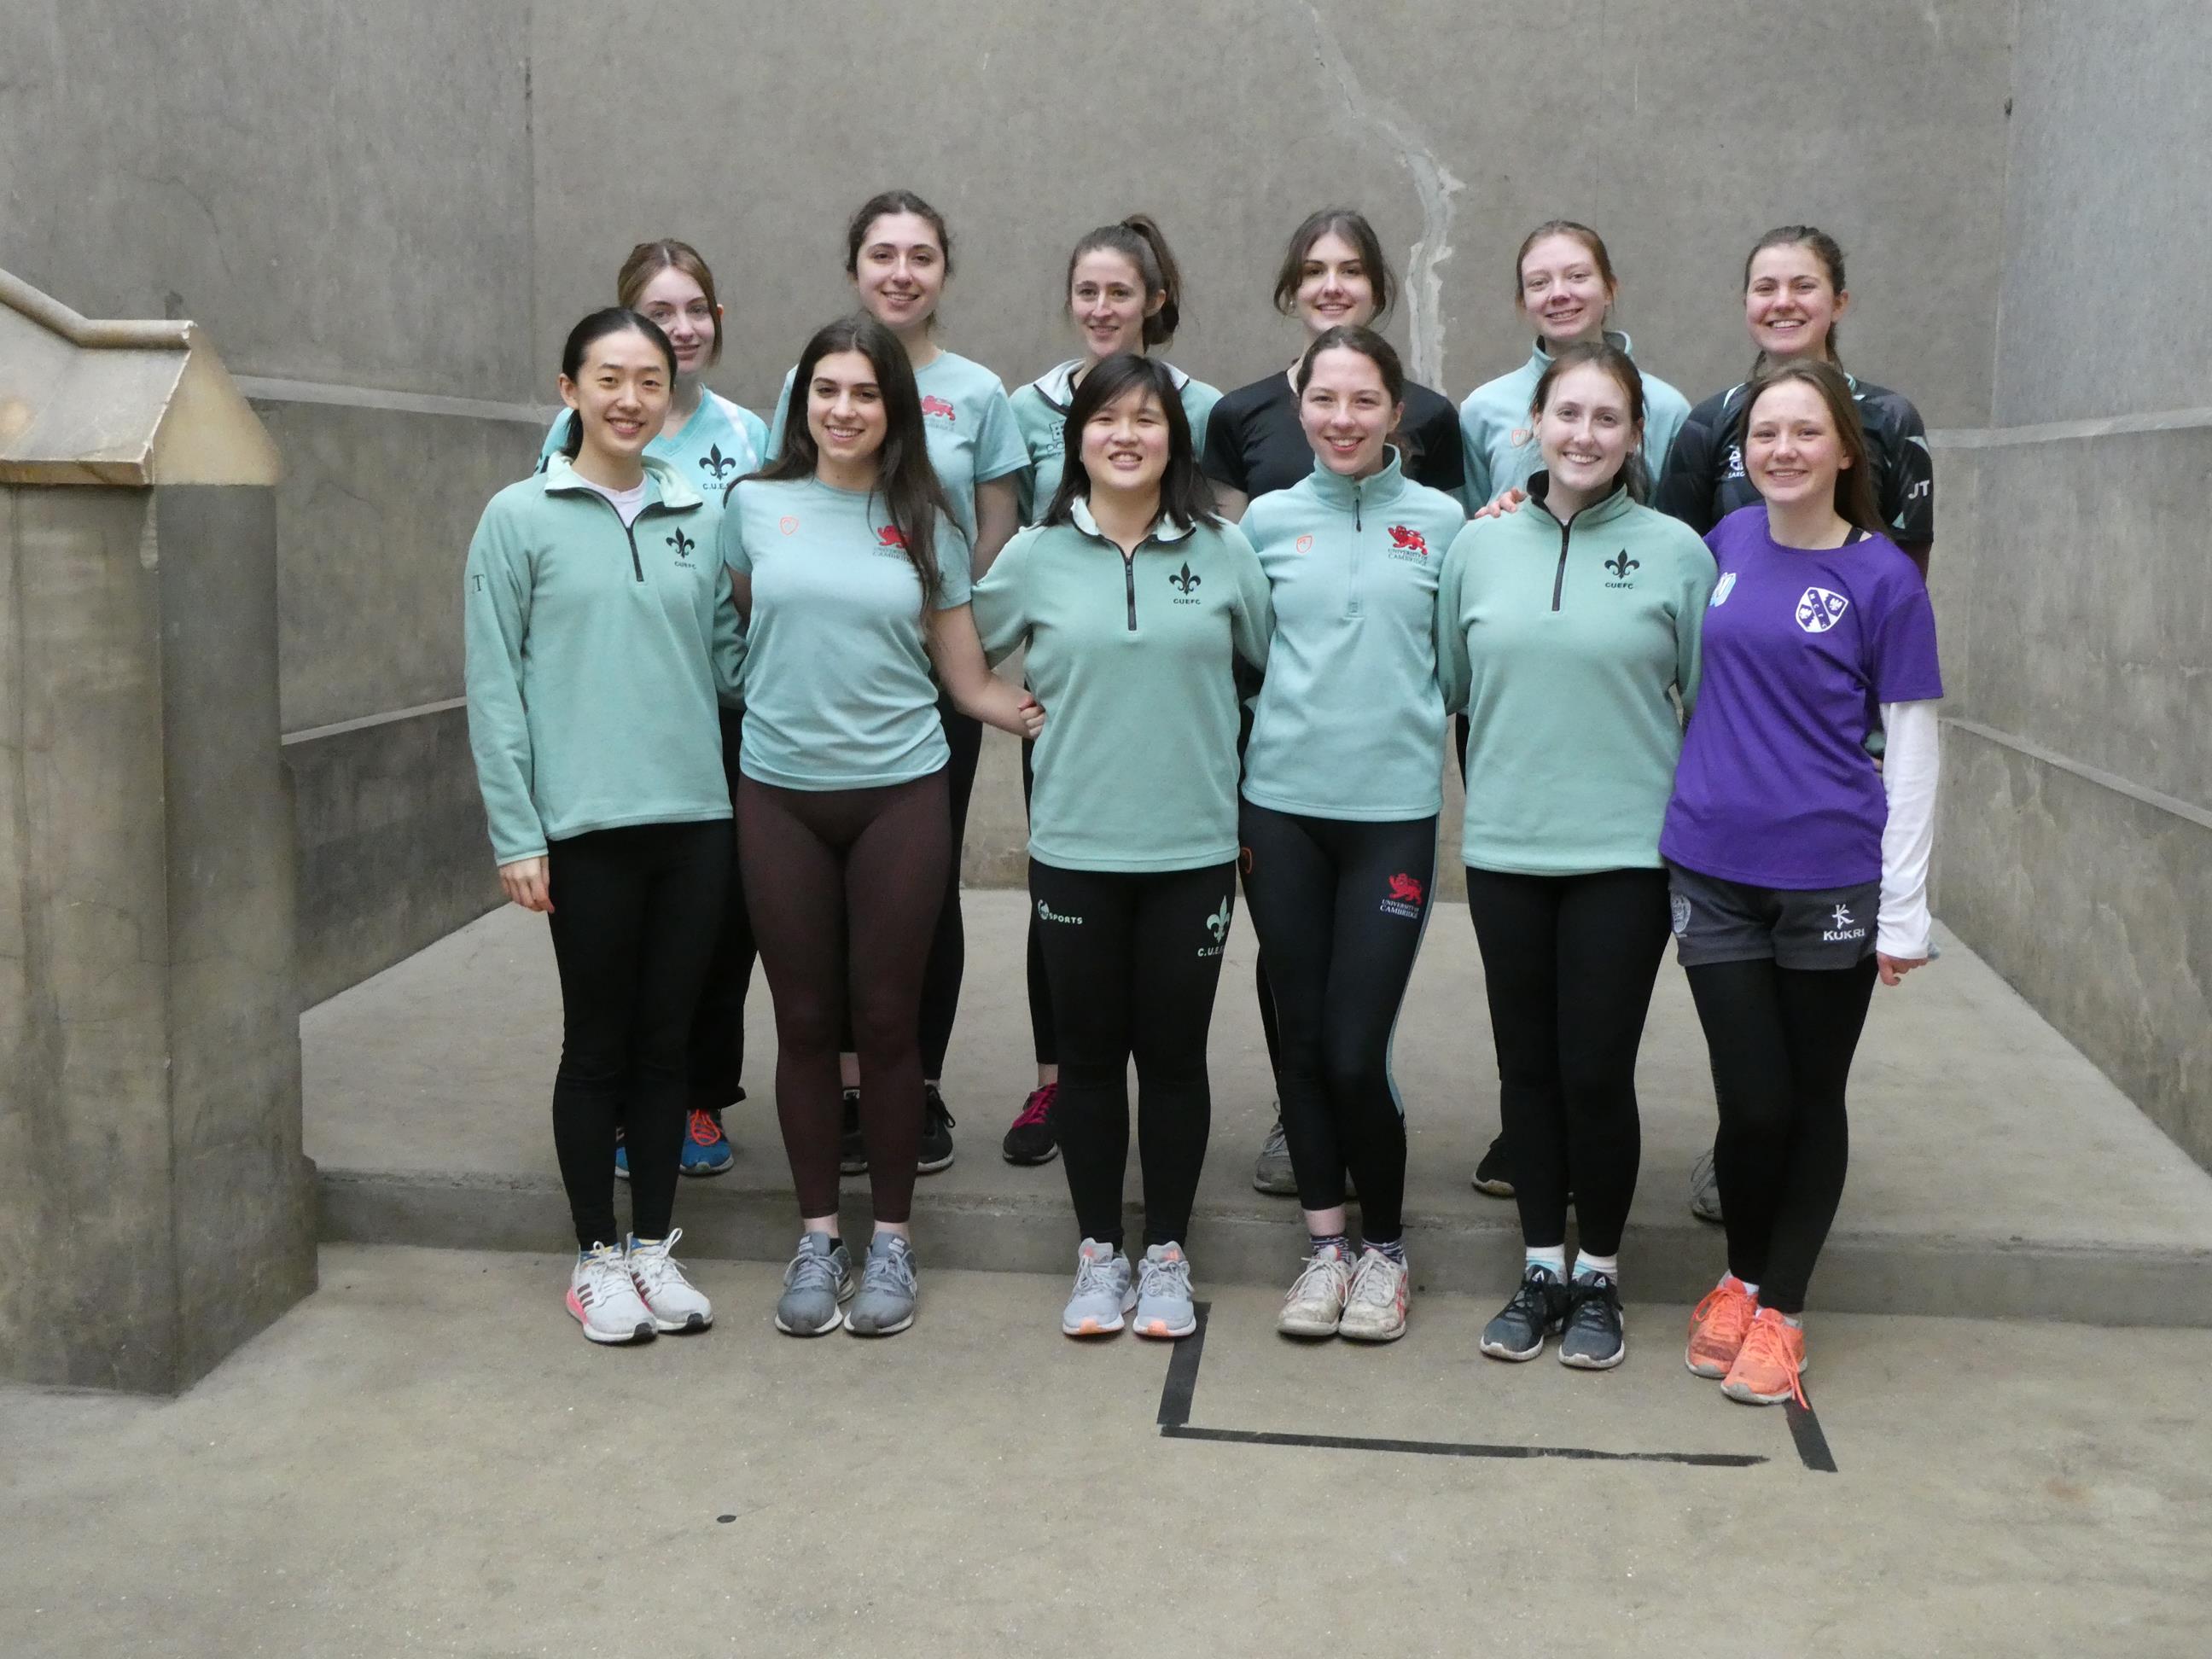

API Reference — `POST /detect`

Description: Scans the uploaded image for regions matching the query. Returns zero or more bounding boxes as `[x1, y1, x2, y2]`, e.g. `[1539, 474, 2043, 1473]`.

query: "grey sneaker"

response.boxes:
[1252, 1114, 1296, 1195]
[1132, 1243, 1197, 1340]
[1559, 1272, 1626, 1370]
[1479, 1264, 1566, 1362]
[774, 1232, 853, 1336]
[1338, 1248, 1410, 1343]
[1690, 1144, 1725, 1224]
[847, 1232, 917, 1337]
[1061, 1237, 1137, 1337]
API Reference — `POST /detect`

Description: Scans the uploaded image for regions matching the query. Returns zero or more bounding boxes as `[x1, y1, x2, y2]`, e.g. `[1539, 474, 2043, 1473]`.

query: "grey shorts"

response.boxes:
[1666, 862, 1879, 970]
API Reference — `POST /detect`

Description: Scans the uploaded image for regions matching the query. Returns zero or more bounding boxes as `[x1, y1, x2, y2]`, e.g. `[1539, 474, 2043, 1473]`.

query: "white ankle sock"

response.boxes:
[1525, 1245, 1567, 1280]
[1573, 1250, 1618, 1284]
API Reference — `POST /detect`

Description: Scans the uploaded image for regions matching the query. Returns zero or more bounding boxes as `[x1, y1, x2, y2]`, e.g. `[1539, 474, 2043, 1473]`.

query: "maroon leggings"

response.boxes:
[738, 770, 950, 1223]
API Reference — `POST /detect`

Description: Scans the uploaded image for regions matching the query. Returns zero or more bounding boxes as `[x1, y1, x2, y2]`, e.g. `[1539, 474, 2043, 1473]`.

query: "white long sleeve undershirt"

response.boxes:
[1877, 700, 1940, 958]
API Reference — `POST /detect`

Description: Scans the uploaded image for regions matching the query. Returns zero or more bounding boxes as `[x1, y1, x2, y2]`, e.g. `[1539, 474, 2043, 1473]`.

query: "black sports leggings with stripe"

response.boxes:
[740, 771, 950, 1225]
[1237, 803, 1435, 1244]
[1030, 859, 1237, 1249]
[1688, 956, 1878, 1314]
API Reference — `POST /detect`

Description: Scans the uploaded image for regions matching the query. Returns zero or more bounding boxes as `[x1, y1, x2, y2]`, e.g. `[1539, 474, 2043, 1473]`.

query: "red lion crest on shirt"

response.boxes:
[876, 525, 906, 549]
[1388, 525, 1429, 557]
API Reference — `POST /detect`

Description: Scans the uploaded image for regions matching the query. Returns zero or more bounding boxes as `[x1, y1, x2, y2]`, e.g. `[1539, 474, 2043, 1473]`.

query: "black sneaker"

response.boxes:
[918, 1085, 956, 1173]
[1002, 1082, 1059, 1166]
[1471, 1133, 1514, 1197]
[838, 1089, 867, 1175]
[1479, 1264, 1566, 1362]
[1558, 1272, 1626, 1370]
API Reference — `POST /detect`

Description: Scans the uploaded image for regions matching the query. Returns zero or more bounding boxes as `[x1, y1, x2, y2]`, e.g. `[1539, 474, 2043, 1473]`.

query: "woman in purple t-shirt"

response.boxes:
[1659, 360, 1942, 1409]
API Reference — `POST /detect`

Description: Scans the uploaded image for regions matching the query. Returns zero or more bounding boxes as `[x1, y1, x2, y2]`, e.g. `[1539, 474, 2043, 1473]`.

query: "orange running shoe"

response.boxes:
[1685, 1275, 1760, 1378]
[1721, 1307, 1809, 1407]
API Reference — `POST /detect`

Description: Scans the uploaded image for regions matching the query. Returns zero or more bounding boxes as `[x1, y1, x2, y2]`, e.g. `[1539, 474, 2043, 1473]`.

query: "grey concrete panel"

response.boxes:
[1992, 1, 2212, 423]
[0, 0, 535, 402]
[1937, 724, 2210, 1172]
[254, 399, 544, 733]
[1930, 424, 2212, 813]
[284, 704, 502, 1010]
[528, 0, 2011, 427]
[151, 486, 317, 1384]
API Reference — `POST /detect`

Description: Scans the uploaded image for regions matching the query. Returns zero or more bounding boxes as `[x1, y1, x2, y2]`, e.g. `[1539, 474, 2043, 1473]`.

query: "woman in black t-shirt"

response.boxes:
[1203, 207, 1466, 518]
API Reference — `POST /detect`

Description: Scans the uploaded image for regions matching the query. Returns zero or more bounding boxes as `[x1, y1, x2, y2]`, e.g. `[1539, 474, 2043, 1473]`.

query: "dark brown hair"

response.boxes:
[1272, 207, 1397, 323]
[1066, 215, 1185, 346]
[1295, 325, 1415, 468]
[746, 314, 957, 604]
[1528, 339, 1650, 502]
[1043, 353, 1220, 533]
[557, 308, 675, 461]
[1512, 219, 1617, 302]
[1743, 224, 1848, 368]
[845, 189, 954, 278]
[617, 239, 722, 366]
[1737, 358, 1883, 535]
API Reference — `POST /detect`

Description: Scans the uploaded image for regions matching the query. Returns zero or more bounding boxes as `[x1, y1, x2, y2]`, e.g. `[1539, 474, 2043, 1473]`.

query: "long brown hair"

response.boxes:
[1528, 339, 1648, 502]
[1737, 359, 1883, 536]
[617, 240, 722, 367]
[1743, 224, 1848, 373]
[745, 314, 956, 604]
[1272, 207, 1397, 323]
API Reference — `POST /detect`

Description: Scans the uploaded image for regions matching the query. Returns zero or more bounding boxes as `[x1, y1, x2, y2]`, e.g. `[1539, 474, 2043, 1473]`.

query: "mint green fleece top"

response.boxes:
[538, 390, 770, 500]
[1457, 332, 1691, 509]
[1009, 359, 1223, 523]
[973, 498, 1272, 872]
[718, 474, 972, 791]
[463, 456, 740, 864]
[1436, 477, 1716, 874]
[1240, 449, 1466, 820]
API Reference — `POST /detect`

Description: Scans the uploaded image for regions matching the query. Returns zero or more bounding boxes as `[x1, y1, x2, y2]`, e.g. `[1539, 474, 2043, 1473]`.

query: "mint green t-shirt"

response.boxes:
[1436, 479, 1716, 874]
[718, 474, 971, 791]
[973, 500, 1272, 873]
[1457, 333, 1691, 509]
[1241, 450, 1466, 820]
[1009, 359, 1222, 523]
[539, 390, 770, 504]
[768, 351, 1027, 543]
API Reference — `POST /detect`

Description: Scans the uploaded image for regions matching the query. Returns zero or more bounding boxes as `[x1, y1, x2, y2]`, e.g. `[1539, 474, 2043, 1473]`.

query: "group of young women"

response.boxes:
[464, 192, 1941, 1412]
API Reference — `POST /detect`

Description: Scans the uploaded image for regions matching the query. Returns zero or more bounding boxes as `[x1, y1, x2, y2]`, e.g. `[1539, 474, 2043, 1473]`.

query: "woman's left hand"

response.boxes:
[1877, 952, 1927, 987]
[1016, 693, 1045, 741]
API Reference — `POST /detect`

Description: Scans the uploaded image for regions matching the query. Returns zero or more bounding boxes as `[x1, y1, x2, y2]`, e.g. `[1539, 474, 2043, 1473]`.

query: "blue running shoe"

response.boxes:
[678, 1108, 734, 1177]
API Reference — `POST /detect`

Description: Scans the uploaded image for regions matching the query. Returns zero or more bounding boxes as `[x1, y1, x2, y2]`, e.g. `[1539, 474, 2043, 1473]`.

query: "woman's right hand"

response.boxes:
[499, 856, 552, 913]
[1473, 486, 1528, 521]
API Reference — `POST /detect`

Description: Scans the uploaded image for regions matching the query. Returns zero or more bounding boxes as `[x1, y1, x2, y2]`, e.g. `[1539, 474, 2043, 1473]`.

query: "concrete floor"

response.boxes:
[6, 1245, 2209, 1658]
[304, 891, 2212, 1321]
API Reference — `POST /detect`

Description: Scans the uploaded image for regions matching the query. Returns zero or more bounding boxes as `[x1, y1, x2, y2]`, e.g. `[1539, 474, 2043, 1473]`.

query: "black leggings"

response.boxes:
[545, 821, 731, 1251]
[1237, 804, 1435, 1243]
[686, 706, 757, 1112]
[1686, 956, 1878, 1314]
[1464, 866, 1671, 1259]
[740, 771, 950, 1225]
[1030, 859, 1236, 1249]
[1021, 736, 1055, 1067]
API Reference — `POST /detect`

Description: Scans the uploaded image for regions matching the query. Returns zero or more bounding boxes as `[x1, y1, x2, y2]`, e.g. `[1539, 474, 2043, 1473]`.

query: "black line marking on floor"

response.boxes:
[1153, 1300, 1773, 1469]
[1785, 1386, 1839, 1474]
[1162, 1424, 1767, 1466]
[1154, 1300, 1210, 1427]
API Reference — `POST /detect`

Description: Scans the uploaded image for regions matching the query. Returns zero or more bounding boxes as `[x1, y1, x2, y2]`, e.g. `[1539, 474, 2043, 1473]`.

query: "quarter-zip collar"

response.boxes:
[1521, 329, 1639, 376]
[1068, 494, 1196, 546]
[540, 452, 702, 514]
[1031, 358, 1196, 414]
[1304, 445, 1409, 523]
[1527, 470, 1638, 613]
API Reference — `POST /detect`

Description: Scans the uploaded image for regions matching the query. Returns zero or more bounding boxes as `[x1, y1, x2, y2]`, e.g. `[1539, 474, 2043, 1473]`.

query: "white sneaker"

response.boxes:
[1277, 1243, 1354, 1337]
[1061, 1237, 1138, 1337]
[568, 1242, 655, 1344]
[1339, 1248, 1410, 1343]
[627, 1229, 713, 1333]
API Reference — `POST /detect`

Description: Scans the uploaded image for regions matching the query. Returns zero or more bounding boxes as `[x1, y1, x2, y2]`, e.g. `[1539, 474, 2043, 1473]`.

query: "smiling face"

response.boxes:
[1743, 378, 1850, 509]
[1745, 242, 1848, 363]
[1293, 230, 1378, 335]
[1534, 361, 1640, 498]
[1517, 232, 1615, 347]
[558, 328, 671, 462]
[805, 349, 888, 468]
[1080, 384, 1170, 497]
[1069, 248, 1159, 363]
[632, 265, 719, 381]
[852, 211, 946, 335]
[1299, 346, 1400, 477]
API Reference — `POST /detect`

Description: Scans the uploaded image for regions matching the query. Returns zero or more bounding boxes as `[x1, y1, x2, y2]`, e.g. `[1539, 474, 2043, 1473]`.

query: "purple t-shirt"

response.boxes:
[1660, 506, 1942, 888]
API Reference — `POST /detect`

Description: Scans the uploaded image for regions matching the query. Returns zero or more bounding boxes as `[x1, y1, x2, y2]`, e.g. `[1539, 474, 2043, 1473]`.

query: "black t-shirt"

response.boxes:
[1653, 374, 1934, 547]
[1202, 370, 1465, 500]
